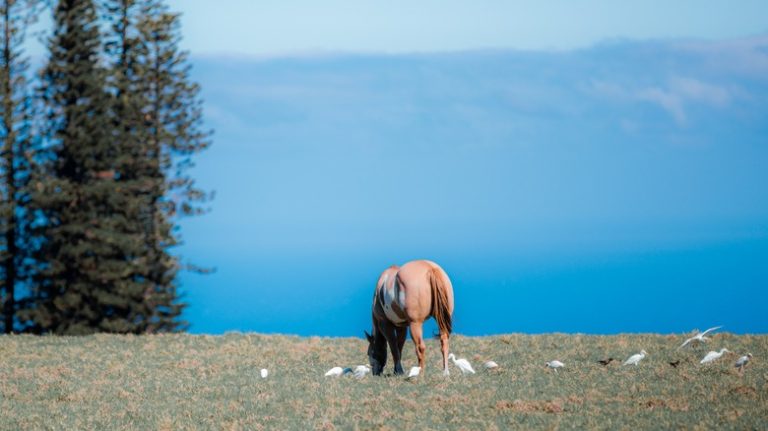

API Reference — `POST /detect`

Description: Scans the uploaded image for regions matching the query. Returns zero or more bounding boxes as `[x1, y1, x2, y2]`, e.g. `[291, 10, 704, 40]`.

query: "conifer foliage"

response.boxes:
[0, 0, 38, 333]
[101, 0, 211, 332]
[134, 0, 211, 331]
[0, 0, 209, 334]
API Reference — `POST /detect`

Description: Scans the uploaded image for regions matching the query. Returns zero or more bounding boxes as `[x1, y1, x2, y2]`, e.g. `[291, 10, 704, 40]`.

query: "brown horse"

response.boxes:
[365, 260, 454, 376]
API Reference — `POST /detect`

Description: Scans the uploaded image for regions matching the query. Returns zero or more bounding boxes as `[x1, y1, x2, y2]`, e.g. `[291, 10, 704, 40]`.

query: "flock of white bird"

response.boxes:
[255, 326, 753, 380]
[322, 365, 373, 379]
[543, 326, 753, 374]
[679, 326, 752, 371]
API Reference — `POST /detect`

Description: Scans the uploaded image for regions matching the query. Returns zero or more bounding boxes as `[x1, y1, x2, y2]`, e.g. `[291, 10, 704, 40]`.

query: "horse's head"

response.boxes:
[365, 330, 386, 375]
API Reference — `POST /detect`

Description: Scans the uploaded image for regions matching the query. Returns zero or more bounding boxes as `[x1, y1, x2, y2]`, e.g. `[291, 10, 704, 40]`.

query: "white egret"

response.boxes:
[353, 365, 371, 378]
[324, 366, 347, 377]
[406, 366, 421, 379]
[678, 326, 722, 349]
[623, 350, 647, 366]
[546, 360, 565, 373]
[734, 353, 752, 372]
[483, 360, 499, 370]
[700, 348, 730, 364]
[448, 353, 476, 375]
[260, 368, 268, 378]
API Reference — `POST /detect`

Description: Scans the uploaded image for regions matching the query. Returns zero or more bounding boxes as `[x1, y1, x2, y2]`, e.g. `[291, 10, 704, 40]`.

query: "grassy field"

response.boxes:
[0, 332, 766, 430]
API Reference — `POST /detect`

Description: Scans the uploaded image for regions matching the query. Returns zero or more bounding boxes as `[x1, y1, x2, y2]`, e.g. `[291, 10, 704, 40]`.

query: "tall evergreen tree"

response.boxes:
[101, 0, 156, 332]
[27, 0, 149, 334]
[0, 0, 37, 333]
[130, 0, 210, 331]
[101, 0, 197, 332]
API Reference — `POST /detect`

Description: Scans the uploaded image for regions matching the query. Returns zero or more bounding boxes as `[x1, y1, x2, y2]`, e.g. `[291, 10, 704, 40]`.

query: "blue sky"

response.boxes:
[149, 2, 768, 335]
[166, 1, 768, 55]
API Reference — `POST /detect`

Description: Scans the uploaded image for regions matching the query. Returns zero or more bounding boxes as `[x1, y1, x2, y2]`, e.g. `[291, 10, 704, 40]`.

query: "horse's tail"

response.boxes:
[428, 267, 453, 335]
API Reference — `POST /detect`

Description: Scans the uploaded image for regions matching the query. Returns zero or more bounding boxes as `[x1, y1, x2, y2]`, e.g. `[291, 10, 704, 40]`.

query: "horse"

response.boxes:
[364, 260, 454, 376]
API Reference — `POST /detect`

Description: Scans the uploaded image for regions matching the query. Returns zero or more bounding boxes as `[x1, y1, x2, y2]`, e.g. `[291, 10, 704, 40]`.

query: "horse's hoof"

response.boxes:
[443, 369, 450, 376]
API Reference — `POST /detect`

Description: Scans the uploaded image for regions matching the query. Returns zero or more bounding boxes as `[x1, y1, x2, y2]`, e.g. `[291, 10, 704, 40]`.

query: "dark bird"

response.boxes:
[735, 353, 752, 373]
[597, 358, 615, 366]
[669, 360, 681, 368]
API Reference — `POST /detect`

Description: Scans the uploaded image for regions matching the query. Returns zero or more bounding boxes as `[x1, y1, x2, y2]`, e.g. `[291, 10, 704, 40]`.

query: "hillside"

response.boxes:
[1, 333, 766, 429]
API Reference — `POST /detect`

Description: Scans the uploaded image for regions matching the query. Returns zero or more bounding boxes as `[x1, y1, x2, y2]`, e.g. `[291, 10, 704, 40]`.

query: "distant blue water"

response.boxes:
[181, 236, 768, 336]
[177, 46, 768, 337]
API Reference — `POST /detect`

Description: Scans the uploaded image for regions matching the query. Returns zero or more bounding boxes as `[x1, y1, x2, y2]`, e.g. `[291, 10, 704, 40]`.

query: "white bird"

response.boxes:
[353, 365, 371, 378]
[623, 350, 647, 366]
[700, 348, 730, 364]
[406, 366, 421, 379]
[678, 326, 723, 349]
[260, 368, 268, 378]
[483, 360, 499, 370]
[324, 366, 349, 377]
[546, 360, 565, 372]
[734, 353, 752, 372]
[448, 353, 476, 375]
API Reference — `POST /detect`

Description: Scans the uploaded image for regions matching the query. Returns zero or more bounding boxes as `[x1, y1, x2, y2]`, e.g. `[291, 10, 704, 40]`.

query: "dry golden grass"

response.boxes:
[0, 332, 766, 430]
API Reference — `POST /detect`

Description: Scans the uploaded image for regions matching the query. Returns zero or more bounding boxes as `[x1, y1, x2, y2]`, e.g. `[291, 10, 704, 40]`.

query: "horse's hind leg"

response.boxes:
[440, 331, 450, 376]
[409, 321, 427, 372]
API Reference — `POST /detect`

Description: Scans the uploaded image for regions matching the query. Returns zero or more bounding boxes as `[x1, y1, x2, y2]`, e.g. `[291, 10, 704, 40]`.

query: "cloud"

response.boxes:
[589, 76, 735, 127]
[675, 34, 768, 78]
[636, 87, 687, 126]
[670, 77, 731, 107]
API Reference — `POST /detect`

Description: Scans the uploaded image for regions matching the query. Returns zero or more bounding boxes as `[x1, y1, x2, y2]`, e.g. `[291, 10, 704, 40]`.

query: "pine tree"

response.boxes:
[131, 0, 210, 331]
[0, 0, 38, 334]
[27, 0, 149, 334]
[101, 0, 189, 332]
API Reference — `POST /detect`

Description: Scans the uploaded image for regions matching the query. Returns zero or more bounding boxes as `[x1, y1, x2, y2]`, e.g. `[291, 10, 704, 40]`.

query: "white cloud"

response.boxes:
[670, 77, 731, 107]
[588, 76, 735, 127]
[636, 87, 687, 126]
[676, 35, 768, 78]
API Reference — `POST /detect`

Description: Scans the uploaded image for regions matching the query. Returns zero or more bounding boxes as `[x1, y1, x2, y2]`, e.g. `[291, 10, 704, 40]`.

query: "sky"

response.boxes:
[146, 2, 768, 336]
[166, 0, 768, 56]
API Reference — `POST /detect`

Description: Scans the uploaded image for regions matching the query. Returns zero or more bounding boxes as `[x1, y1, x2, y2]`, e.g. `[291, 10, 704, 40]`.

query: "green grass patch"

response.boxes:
[1, 333, 766, 429]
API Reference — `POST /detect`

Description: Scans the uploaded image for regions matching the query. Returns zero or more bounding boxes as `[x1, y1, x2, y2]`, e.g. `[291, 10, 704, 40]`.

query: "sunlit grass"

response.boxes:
[1, 332, 766, 429]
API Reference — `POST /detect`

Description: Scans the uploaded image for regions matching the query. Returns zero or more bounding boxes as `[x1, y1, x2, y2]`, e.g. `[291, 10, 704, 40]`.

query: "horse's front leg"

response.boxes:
[383, 323, 404, 375]
[395, 326, 408, 374]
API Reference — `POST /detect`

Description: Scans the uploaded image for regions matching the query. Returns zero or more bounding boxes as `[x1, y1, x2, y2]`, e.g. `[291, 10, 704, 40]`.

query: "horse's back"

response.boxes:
[376, 265, 399, 290]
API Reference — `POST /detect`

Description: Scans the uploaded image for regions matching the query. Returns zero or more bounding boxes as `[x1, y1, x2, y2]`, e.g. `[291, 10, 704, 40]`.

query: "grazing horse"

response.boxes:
[365, 260, 454, 376]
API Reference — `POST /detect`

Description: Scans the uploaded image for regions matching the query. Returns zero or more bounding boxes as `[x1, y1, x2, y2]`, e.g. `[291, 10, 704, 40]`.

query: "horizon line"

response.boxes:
[184, 31, 768, 62]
